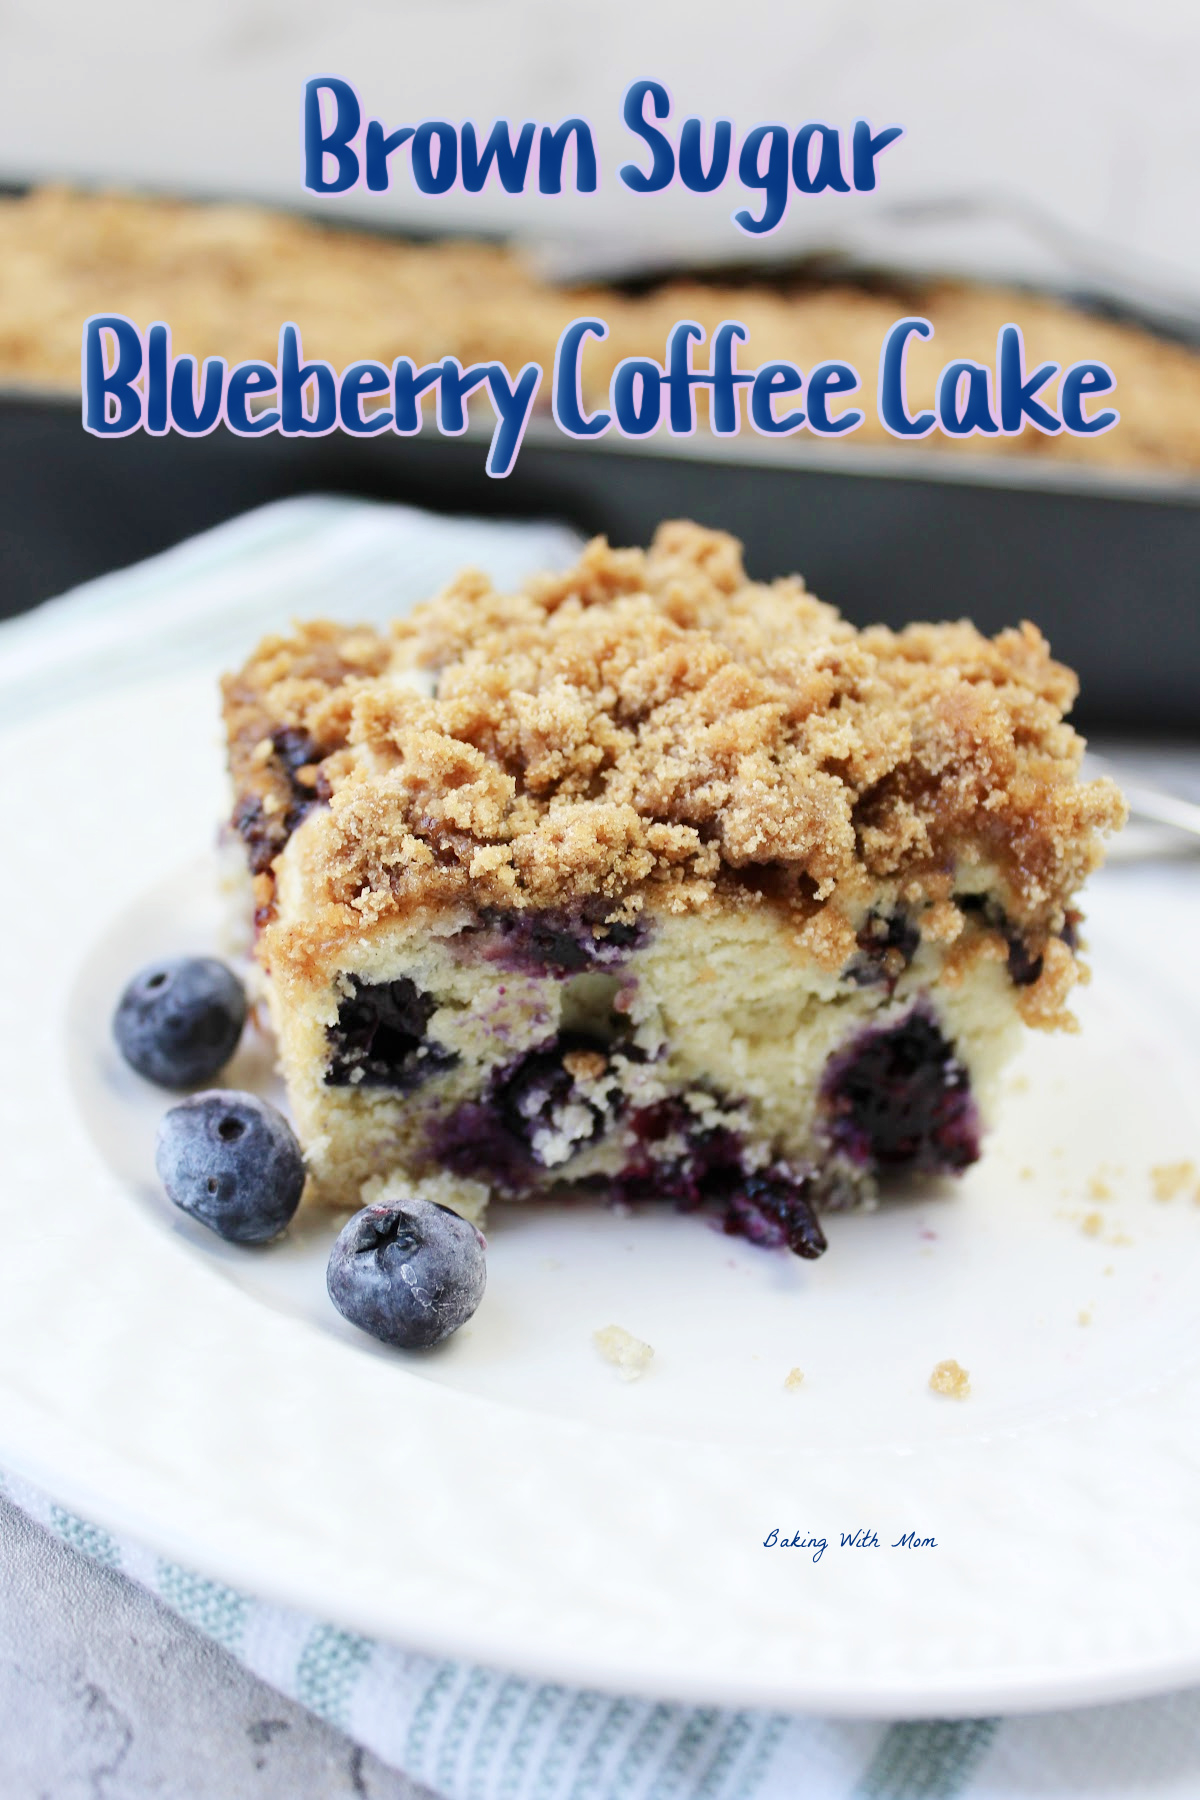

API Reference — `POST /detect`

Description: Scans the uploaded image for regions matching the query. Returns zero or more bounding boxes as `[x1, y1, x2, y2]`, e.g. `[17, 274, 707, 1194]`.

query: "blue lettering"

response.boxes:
[226, 363, 279, 435]
[552, 318, 611, 437]
[807, 360, 863, 434]
[539, 119, 598, 194]
[997, 325, 1060, 434]
[936, 359, 998, 436]
[792, 123, 849, 194]
[279, 325, 336, 435]
[665, 319, 704, 433]
[365, 122, 413, 192]
[304, 78, 360, 194]
[710, 320, 752, 433]
[750, 362, 804, 435]
[878, 317, 936, 438]
[1061, 362, 1118, 435]
[484, 362, 542, 477]
[620, 81, 674, 193]
[763, 1529, 779, 1547]
[461, 120, 536, 194]
[679, 118, 731, 193]
[734, 125, 789, 234]
[391, 358, 443, 434]
[339, 361, 392, 434]
[411, 121, 457, 195]
[436, 358, 490, 434]
[852, 121, 903, 191]
[83, 315, 143, 436]
[170, 355, 224, 435]
[612, 357, 664, 436]
[146, 322, 169, 435]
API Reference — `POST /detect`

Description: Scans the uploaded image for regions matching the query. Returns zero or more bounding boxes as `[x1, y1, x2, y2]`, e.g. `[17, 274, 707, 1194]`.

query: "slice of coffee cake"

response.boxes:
[222, 522, 1124, 1257]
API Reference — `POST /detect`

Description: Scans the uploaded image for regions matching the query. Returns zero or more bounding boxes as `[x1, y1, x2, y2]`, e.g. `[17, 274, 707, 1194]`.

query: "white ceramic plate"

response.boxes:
[3, 670, 1200, 1719]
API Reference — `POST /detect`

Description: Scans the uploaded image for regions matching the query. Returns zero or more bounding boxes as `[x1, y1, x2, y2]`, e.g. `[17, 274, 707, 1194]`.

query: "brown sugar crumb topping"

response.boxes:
[222, 521, 1124, 980]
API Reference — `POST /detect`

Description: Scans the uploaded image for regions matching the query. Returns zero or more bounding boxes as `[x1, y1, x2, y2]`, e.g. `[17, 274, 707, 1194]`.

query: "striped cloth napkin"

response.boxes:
[6, 1459, 1200, 1800]
[4, 496, 1199, 1800]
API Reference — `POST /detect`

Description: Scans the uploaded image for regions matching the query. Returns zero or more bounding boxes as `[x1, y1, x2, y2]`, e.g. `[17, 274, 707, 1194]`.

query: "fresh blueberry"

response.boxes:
[114, 957, 246, 1089]
[327, 1198, 487, 1350]
[155, 1091, 305, 1243]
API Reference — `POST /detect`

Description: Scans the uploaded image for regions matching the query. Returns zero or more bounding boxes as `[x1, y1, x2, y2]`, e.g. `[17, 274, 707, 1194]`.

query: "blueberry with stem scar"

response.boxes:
[327, 1198, 487, 1349]
[155, 1091, 305, 1243]
[114, 957, 246, 1089]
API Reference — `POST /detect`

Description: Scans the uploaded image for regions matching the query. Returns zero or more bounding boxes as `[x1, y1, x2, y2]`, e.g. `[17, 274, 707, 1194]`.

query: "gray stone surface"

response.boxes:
[0, 1497, 439, 1799]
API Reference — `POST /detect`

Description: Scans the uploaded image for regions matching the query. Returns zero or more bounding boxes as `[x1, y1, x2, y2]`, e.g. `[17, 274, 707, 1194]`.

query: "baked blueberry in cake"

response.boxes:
[221, 522, 1125, 1257]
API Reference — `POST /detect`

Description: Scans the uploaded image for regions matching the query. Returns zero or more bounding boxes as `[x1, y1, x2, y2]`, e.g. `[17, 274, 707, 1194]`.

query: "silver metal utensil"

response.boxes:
[1083, 753, 1200, 857]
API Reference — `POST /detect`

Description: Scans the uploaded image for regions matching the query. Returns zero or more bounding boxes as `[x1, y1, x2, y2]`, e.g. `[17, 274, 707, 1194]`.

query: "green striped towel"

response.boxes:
[7, 1458, 1200, 1799]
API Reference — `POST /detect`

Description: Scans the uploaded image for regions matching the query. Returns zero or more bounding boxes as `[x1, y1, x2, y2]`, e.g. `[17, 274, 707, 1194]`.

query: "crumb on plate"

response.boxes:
[929, 1358, 971, 1399]
[1151, 1160, 1197, 1202]
[1081, 1211, 1104, 1236]
[784, 1367, 805, 1391]
[593, 1324, 654, 1382]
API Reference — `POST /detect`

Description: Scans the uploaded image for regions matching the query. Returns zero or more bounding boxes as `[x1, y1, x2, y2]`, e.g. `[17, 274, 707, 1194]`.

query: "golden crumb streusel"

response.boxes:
[223, 521, 1124, 995]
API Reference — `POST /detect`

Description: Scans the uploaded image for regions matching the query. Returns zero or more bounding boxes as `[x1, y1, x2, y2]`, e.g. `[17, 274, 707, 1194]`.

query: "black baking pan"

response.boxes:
[1, 390, 1197, 733]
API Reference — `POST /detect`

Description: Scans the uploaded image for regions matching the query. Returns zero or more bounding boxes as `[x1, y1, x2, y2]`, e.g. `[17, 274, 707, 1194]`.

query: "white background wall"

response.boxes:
[1, 0, 1197, 323]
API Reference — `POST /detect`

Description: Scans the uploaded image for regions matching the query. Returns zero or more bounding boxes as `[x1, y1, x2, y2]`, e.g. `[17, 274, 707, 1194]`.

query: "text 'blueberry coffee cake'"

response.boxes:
[222, 522, 1124, 1259]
